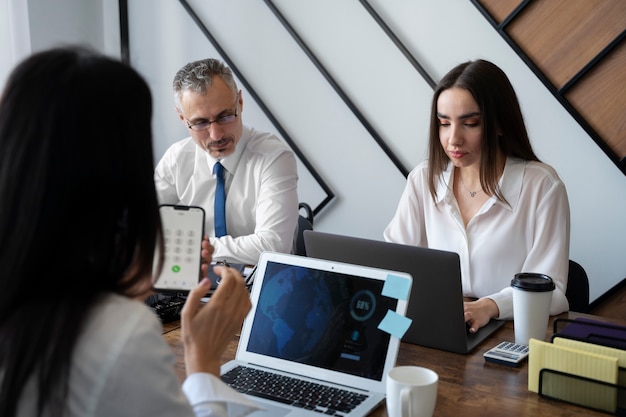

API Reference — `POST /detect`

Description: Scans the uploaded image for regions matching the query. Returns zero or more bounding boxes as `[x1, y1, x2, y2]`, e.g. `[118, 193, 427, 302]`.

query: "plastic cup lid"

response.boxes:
[511, 273, 555, 292]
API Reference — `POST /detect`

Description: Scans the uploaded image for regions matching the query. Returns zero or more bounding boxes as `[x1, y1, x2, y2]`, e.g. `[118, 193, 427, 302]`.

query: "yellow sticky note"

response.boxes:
[529, 338, 619, 412]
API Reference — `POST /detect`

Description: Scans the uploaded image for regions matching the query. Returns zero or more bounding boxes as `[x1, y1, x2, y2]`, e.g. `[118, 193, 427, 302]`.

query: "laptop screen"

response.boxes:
[245, 260, 398, 381]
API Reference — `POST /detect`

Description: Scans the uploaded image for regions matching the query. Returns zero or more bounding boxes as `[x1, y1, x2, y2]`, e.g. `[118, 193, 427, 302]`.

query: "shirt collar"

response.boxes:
[498, 157, 524, 211]
[208, 125, 250, 174]
[434, 164, 450, 205]
[435, 157, 524, 211]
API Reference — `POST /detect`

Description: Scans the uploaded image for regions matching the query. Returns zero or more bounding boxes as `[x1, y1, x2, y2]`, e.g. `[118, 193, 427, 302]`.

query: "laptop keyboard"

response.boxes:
[221, 365, 369, 416]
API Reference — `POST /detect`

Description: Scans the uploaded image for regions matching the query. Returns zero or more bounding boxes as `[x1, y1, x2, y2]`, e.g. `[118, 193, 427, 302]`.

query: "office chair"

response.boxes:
[293, 202, 314, 256]
[566, 259, 590, 313]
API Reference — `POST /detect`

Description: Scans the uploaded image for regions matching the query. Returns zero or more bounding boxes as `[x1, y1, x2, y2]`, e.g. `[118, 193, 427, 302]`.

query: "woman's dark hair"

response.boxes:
[0, 46, 163, 417]
[427, 59, 539, 203]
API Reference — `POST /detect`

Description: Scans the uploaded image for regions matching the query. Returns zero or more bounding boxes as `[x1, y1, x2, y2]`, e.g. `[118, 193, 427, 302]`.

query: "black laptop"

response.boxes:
[304, 230, 504, 354]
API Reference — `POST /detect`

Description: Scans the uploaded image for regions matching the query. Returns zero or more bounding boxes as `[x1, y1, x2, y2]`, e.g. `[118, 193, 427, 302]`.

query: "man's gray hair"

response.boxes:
[173, 58, 238, 110]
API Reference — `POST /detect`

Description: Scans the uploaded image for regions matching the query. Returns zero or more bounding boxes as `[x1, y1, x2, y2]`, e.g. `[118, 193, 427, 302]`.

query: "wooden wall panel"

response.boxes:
[566, 41, 626, 159]
[506, 0, 626, 89]
[476, 0, 522, 23]
[473, 0, 626, 173]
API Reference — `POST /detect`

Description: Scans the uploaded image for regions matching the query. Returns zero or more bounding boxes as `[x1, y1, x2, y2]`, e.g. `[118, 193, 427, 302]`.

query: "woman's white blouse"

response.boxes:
[384, 158, 570, 319]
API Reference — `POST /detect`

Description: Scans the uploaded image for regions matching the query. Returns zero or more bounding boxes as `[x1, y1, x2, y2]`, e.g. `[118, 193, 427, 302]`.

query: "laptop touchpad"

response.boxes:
[247, 402, 291, 417]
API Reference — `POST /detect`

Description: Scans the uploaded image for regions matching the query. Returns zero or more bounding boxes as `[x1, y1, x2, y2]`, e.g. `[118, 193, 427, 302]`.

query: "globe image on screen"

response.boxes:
[258, 267, 333, 359]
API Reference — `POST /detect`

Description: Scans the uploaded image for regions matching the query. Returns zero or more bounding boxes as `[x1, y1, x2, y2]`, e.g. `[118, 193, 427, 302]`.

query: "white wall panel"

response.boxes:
[3, 0, 625, 302]
[124, 0, 626, 300]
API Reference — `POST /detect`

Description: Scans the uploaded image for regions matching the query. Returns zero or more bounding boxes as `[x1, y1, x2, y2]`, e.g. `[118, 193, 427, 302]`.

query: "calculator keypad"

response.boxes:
[483, 341, 529, 367]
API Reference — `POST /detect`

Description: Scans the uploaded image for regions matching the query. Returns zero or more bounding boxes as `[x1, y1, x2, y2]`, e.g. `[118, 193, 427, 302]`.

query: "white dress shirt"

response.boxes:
[384, 158, 570, 319]
[16, 293, 260, 417]
[155, 125, 299, 265]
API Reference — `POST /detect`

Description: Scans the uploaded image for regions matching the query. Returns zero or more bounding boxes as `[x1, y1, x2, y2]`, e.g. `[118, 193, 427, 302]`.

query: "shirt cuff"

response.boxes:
[182, 373, 263, 417]
[488, 288, 514, 320]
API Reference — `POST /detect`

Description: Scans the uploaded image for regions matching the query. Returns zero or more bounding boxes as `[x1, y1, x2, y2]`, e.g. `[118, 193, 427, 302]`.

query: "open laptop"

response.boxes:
[304, 230, 504, 354]
[220, 251, 412, 417]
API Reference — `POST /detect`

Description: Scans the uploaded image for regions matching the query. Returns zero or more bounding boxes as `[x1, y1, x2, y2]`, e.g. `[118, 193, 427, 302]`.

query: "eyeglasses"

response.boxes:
[185, 108, 239, 131]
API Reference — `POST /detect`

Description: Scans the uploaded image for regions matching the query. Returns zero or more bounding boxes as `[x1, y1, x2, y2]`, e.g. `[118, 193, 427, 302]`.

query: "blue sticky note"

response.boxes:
[382, 274, 411, 300]
[378, 310, 412, 339]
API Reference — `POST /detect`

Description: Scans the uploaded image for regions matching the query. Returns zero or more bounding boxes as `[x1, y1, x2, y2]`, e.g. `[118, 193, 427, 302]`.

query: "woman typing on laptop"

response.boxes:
[0, 47, 258, 417]
[384, 59, 570, 334]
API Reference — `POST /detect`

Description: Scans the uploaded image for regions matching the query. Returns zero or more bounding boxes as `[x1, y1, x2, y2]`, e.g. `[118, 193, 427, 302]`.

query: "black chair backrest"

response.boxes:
[293, 202, 314, 256]
[566, 259, 590, 313]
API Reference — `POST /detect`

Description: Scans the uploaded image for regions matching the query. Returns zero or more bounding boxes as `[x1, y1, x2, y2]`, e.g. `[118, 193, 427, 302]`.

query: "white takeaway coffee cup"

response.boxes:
[511, 273, 555, 345]
[386, 366, 438, 417]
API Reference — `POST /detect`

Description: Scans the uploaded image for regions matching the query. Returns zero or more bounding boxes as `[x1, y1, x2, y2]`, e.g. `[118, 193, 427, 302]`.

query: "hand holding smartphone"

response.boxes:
[154, 205, 205, 293]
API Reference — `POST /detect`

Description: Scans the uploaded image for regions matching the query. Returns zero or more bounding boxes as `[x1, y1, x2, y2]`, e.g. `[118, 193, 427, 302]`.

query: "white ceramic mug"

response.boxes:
[386, 366, 438, 417]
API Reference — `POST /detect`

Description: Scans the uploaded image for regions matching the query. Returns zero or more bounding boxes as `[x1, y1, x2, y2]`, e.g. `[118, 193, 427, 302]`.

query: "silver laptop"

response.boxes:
[304, 230, 504, 354]
[221, 251, 412, 417]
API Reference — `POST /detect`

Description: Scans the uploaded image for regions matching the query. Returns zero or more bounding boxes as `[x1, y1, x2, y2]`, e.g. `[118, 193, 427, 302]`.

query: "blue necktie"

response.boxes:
[213, 162, 227, 237]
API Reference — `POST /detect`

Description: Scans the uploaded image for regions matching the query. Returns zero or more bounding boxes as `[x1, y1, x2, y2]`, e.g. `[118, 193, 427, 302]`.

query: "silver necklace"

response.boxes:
[459, 175, 481, 198]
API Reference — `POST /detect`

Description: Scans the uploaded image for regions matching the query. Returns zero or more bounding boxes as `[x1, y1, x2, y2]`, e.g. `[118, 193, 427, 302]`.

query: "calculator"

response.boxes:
[483, 341, 529, 367]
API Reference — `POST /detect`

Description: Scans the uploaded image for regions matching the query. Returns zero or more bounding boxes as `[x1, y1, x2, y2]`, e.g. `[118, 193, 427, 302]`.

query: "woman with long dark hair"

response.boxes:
[0, 46, 256, 417]
[385, 59, 570, 332]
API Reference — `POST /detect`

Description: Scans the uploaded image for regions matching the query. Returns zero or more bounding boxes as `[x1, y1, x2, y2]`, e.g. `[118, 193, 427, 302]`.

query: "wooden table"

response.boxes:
[162, 312, 620, 416]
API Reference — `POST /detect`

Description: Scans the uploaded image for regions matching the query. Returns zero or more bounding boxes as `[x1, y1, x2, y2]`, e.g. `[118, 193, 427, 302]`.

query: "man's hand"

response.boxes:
[200, 235, 214, 278]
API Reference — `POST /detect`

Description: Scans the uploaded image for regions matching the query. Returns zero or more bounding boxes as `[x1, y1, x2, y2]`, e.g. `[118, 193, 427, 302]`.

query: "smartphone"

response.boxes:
[154, 204, 205, 293]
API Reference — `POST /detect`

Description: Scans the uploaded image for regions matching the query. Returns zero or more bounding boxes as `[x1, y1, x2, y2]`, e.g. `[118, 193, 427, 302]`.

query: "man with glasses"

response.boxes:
[155, 58, 299, 266]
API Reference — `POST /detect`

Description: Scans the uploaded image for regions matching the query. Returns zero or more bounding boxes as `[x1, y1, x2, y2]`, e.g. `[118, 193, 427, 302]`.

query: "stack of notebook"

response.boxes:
[528, 318, 626, 414]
